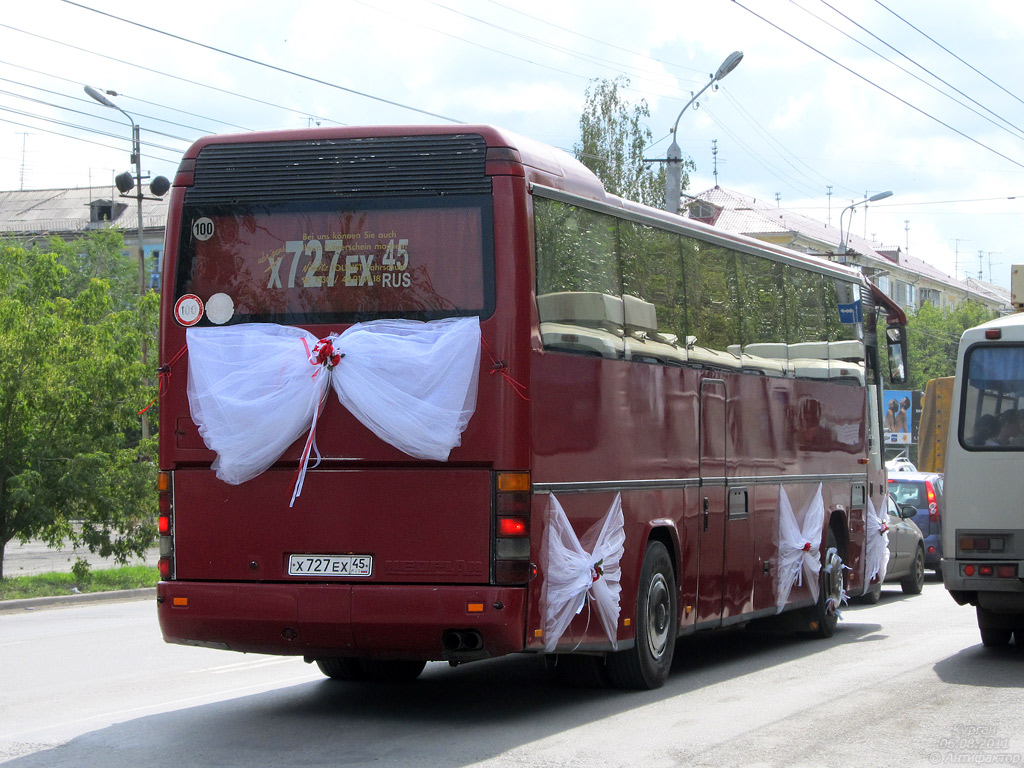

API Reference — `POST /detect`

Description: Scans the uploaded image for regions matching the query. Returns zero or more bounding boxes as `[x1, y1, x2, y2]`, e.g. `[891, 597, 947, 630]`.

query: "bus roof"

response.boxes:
[176, 123, 894, 316]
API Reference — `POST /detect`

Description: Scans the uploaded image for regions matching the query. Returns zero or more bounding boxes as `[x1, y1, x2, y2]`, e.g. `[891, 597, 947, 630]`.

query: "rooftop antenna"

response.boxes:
[17, 132, 32, 190]
[712, 139, 719, 186]
[826, 185, 833, 225]
[953, 238, 969, 278]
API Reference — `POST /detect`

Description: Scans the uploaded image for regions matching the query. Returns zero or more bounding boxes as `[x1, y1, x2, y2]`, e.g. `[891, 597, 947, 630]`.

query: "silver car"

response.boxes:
[862, 492, 926, 602]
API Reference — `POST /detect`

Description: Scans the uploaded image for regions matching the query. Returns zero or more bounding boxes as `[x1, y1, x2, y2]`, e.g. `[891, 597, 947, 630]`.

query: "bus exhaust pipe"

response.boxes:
[442, 629, 484, 653]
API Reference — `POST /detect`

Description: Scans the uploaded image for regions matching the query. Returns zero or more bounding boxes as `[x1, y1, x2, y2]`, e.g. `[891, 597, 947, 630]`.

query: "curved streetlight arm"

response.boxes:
[665, 51, 743, 213]
[670, 51, 744, 139]
[84, 86, 134, 128]
[838, 190, 893, 255]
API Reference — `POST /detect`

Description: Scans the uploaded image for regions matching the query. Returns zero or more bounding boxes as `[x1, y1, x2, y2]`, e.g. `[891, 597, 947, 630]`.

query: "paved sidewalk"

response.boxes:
[2, 539, 160, 578]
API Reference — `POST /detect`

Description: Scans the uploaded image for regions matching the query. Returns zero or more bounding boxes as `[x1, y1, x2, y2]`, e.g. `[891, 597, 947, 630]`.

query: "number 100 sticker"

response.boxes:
[174, 294, 204, 326]
[192, 217, 215, 241]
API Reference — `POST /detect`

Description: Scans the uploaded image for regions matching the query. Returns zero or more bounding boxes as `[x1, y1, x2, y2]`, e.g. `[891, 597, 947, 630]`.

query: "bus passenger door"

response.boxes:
[696, 378, 727, 627]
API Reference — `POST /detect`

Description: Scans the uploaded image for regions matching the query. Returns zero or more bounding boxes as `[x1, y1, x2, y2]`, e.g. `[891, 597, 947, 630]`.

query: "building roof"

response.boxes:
[688, 185, 1011, 310]
[689, 186, 891, 261]
[0, 186, 168, 236]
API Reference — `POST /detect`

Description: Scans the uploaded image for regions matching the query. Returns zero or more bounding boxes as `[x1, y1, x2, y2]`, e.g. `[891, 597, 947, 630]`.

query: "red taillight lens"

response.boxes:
[498, 517, 528, 537]
[157, 471, 173, 579]
[493, 471, 532, 585]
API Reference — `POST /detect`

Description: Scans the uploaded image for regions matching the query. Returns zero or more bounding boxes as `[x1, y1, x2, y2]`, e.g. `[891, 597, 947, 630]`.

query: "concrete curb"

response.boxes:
[0, 587, 156, 612]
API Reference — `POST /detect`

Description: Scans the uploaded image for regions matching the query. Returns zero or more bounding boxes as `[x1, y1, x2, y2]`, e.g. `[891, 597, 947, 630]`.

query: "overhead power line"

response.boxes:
[59, 0, 464, 124]
[732, 0, 1024, 172]
[809, 0, 1024, 142]
[872, 0, 1024, 109]
[0, 29, 344, 132]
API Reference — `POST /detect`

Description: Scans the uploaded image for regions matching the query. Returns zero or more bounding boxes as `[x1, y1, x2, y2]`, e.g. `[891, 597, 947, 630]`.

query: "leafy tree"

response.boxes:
[906, 300, 997, 390]
[0, 235, 157, 578]
[575, 76, 682, 207]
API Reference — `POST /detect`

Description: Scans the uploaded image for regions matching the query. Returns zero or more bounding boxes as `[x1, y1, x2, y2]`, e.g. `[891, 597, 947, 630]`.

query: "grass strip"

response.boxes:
[0, 565, 158, 601]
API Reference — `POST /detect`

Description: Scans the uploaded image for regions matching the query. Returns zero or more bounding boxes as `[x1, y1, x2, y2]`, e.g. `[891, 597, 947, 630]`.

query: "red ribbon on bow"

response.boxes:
[291, 336, 344, 506]
[801, 541, 813, 552]
[311, 338, 342, 369]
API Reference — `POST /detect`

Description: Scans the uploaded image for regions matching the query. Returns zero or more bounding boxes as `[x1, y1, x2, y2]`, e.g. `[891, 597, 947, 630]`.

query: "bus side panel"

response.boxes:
[526, 354, 699, 650]
[526, 350, 869, 648]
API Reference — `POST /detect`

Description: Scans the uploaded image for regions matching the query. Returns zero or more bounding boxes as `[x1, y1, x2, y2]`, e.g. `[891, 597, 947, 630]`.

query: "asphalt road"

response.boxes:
[0, 575, 1021, 768]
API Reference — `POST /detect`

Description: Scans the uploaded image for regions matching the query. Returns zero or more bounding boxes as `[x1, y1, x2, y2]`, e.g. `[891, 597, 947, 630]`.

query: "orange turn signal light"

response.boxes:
[497, 472, 530, 493]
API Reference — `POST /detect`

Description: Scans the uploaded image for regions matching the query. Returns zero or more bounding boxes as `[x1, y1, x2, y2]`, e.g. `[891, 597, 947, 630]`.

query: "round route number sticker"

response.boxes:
[174, 294, 204, 327]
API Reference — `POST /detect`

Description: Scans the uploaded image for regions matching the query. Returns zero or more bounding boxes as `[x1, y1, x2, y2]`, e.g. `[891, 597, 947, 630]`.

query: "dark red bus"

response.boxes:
[156, 125, 908, 688]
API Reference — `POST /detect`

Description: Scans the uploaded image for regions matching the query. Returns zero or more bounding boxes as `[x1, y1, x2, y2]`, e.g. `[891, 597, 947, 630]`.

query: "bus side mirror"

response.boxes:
[886, 326, 909, 385]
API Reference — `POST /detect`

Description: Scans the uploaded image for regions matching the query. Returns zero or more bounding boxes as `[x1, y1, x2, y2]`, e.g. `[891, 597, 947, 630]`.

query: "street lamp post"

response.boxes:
[85, 86, 169, 441]
[838, 190, 893, 256]
[84, 86, 148, 297]
[665, 51, 743, 215]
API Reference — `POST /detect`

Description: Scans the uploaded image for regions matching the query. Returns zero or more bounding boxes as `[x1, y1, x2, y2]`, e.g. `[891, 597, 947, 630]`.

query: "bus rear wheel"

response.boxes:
[316, 658, 426, 682]
[606, 540, 676, 690]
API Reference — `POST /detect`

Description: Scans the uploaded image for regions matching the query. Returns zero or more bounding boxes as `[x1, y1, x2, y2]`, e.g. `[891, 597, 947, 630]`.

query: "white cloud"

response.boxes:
[2, 0, 1023, 287]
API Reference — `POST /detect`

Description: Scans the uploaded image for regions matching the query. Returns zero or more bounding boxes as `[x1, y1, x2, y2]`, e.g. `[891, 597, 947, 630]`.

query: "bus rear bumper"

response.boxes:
[157, 581, 527, 661]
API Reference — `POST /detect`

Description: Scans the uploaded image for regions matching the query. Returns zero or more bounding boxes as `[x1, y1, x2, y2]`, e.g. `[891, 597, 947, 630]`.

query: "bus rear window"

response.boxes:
[961, 344, 1024, 450]
[173, 197, 494, 325]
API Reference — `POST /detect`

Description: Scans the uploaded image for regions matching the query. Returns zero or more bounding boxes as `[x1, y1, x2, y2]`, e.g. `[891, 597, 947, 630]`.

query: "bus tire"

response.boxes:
[358, 659, 427, 682]
[607, 540, 676, 690]
[900, 545, 925, 595]
[316, 657, 365, 681]
[805, 528, 842, 639]
[316, 657, 426, 682]
[545, 654, 608, 688]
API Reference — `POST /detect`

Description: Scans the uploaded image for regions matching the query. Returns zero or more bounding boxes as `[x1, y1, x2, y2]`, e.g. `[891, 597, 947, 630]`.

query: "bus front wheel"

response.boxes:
[607, 540, 677, 690]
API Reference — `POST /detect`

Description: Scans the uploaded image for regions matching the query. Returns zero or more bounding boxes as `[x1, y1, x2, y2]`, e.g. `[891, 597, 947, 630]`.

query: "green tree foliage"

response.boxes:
[906, 300, 997, 390]
[0, 235, 157, 578]
[575, 76, 682, 207]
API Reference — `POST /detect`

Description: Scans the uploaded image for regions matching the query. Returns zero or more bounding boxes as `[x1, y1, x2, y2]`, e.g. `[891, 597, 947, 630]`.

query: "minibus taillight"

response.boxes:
[493, 471, 532, 585]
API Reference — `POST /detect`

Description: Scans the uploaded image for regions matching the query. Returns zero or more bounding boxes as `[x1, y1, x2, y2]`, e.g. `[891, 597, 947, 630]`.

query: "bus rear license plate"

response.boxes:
[288, 555, 373, 577]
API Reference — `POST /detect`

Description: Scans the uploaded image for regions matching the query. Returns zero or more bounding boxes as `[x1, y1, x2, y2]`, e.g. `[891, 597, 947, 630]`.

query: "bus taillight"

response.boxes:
[493, 471, 532, 585]
[157, 470, 174, 580]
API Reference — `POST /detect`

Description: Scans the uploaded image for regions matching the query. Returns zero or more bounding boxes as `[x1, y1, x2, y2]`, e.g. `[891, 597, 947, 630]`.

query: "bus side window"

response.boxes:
[683, 240, 741, 370]
[620, 220, 687, 365]
[785, 268, 829, 381]
[734, 251, 788, 377]
[534, 198, 623, 359]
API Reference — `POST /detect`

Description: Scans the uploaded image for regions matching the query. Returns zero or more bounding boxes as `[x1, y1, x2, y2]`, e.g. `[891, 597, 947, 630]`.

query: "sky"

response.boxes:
[2, 0, 1023, 291]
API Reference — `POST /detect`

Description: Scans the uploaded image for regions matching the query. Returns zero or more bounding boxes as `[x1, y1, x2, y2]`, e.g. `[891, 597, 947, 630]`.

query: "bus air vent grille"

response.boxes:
[185, 134, 491, 204]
